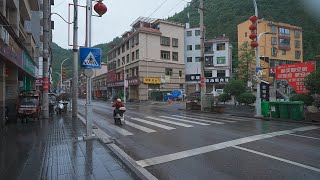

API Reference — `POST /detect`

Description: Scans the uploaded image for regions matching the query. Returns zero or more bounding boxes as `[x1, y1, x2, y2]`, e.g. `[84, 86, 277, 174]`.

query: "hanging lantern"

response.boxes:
[94, 1, 107, 17]
[249, 33, 257, 40]
[249, 15, 258, 22]
[250, 41, 259, 48]
[249, 24, 257, 31]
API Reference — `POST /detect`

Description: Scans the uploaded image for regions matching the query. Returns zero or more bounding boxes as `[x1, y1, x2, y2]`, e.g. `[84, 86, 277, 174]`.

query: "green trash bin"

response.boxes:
[269, 101, 280, 118]
[279, 101, 290, 119]
[289, 101, 305, 121]
[261, 101, 270, 117]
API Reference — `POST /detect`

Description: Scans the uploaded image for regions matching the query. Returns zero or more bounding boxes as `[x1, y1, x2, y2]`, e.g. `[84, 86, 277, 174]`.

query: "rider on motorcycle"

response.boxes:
[112, 98, 124, 117]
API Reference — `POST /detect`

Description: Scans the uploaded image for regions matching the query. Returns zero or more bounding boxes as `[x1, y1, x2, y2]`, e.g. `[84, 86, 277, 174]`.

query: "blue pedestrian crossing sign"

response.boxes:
[80, 47, 102, 69]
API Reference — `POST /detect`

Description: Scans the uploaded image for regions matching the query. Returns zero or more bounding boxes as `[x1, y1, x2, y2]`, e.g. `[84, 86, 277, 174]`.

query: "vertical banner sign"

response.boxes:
[260, 81, 270, 101]
[276, 61, 316, 94]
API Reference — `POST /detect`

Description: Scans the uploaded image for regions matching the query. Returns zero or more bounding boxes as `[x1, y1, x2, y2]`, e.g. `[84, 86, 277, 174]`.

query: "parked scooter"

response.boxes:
[55, 101, 64, 115]
[114, 107, 126, 125]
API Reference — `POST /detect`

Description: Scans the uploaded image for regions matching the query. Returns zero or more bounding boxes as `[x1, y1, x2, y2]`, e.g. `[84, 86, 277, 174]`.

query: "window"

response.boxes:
[195, 30, 200, 36]
[195, 57, 201, 62]
[135, 35, 139, 45]
[179, 70, 182, 77]
[187, 45, 192, 51]
[160, 36, 170, 46]
[217, 43, 226, 51]
[165, 68, 172, 76]
[271, 47, 278, 57]
[117, 48, 120, 55]
[126, 41, 129, 50]
[132, 52, 135, 61]
[122, 44, 125, 53]
[172, 52, 178, 61]
[205, 46, 212, 53]
[195, 44, 201, 50]
[294, 30, 301, 38]
[186, 31, 192, 36]
[271, 26, 277, 34]
[295, 50, 301, 59]
[136, 67, 139, 76]
[172, 38, 178, 47]
[279, 28, 290, 37]
[282, 50, 286, 55]
[126, 54, 129, 63]
[122, 57, 125, 64]
[217, 57, 226, 64]
[295, 40, 300, 48]
[131, 38, 135, 47]
[205, 56, 214, 66]
[271, 37, 277, 45]
[136, 49, 139, 59]
[125, 69, 129, 78]
[117, 59, 120, 67]
[217, 70, 226, 77]
[161, 50, 170, 60]
[204, 71, 212, 77]
[131, 68, 135, 77]
[187, 57, 192, 62]
[279, 38, 290, 49]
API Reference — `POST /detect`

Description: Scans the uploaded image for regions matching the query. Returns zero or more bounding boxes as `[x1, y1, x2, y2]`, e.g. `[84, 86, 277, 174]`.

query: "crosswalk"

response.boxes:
[96, 114, 256, 137]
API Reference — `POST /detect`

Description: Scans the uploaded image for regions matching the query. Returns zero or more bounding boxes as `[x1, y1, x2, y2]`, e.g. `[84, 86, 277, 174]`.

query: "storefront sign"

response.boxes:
[23, 51, 36, 77]
[143, 77, 161, 84]
[206, 77, 230, 84]
[185, 74, 201, 81]
[0, 36, 22, 68]
[128, 78, 139, 86]
[260, 81, 270, 101]
[276, 61, 316, 94]
[36, 78, 43, 86]
[107, 77, 140, 87]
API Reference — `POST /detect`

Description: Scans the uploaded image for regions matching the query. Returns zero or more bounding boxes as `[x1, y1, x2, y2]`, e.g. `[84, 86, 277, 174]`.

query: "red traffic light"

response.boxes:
[94, 1, 107, 17]
[249, 24, 257, 31]
[250, 41, 259, 48]
[249, 15, 258, 22]
[249, 33, 257, 40]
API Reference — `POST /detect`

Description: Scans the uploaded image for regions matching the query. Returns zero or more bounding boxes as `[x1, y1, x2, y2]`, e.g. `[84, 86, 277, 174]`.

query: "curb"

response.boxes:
[77, 113, 157, 180]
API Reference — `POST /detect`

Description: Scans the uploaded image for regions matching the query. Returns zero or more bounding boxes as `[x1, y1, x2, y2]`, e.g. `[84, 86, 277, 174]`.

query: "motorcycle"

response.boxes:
[55, 101, 64, 115]
[114, 107, 126, 125]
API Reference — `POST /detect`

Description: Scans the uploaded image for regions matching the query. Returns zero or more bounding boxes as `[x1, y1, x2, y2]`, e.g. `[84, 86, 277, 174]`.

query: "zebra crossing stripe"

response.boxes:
[131, 118, 176, 130]
[185, 114, 251, 122]
[145, 116, 193, 128]
[172, 115, 235, 123]
[125, 121, 157, 133]
[159, 116, 212, 125]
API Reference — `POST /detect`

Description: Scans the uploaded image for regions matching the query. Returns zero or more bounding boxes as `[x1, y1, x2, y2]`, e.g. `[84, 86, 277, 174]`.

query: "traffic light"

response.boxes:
[249, 15, 258, 48]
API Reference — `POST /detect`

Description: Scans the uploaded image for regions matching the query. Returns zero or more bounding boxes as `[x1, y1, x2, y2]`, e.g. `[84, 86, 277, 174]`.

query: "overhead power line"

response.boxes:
[148, 0, 169, 18]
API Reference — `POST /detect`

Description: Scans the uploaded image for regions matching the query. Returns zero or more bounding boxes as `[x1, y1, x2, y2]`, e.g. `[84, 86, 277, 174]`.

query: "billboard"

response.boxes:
[275, 61, 316, 94]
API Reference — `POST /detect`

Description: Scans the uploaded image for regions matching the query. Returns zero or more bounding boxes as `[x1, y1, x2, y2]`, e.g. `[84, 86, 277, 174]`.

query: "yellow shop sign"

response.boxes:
[143, 78, 161, 84]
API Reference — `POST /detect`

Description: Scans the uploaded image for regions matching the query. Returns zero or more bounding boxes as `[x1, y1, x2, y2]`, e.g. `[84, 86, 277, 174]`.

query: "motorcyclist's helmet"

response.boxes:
[117, 98, 121, 102]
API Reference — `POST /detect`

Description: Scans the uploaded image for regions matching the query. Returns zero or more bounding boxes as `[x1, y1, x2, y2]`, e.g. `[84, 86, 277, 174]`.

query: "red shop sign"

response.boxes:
[275, 61, 316, 94]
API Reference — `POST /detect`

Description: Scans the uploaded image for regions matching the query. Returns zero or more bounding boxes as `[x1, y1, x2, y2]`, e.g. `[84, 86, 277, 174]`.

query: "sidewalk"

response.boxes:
[0, 115, 137, 180]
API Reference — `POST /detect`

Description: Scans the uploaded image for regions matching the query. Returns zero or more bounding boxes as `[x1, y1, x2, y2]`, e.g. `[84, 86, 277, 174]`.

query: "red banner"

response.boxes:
[276, 61, 316, 94]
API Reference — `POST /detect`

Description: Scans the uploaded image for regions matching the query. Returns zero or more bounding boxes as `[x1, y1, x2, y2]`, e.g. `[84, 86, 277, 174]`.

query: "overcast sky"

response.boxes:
[52, 0, 190, 49]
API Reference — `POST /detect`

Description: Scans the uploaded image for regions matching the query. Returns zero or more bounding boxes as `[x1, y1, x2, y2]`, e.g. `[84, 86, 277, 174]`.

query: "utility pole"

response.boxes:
[72, 0, 79, 118]
[42, 0, 49, 119]
[200, 0, 206, 111]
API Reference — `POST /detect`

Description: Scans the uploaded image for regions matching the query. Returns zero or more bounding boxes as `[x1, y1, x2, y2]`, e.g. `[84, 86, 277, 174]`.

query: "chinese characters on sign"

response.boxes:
[260, 81, 270, 101]
[276, 61, 316, 94]
[206, 77, 230, 84]
[143, 78, 161, 84]
[185, 74, 201, 81]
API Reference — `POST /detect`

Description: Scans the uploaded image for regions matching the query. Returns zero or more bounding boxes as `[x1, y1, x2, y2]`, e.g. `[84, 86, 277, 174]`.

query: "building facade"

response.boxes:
[92, 63, 108, 99]
[238, 19, 303, 82]
[107, 17, 185, 101]
[0, 0, 41, 125]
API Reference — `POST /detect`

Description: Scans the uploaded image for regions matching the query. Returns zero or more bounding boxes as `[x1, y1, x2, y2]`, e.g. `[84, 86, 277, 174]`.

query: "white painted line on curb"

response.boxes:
[131, 118, 176, 130]
[136, 126, 319, 167]
[145, 116, 194, 127]
[288, 133, 320, 141]
[160, 116, 216, 125]
[233, 145, 320, 173]
[125, 121, 157, 133]
[172, 115, 235, 123]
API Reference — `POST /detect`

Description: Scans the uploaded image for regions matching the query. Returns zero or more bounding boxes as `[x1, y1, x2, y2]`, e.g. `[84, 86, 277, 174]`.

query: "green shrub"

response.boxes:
[218, 93, 231, 104]
[237, 92, 256, 105]
[289, 94, 314, 106]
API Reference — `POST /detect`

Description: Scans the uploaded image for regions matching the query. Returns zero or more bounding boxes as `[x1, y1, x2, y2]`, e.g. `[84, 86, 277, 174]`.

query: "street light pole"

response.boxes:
[123, 60, 126, 103]
[72, 0, 79, 118]
[60, 58, 69, 94]
[200, 0, 206, 111]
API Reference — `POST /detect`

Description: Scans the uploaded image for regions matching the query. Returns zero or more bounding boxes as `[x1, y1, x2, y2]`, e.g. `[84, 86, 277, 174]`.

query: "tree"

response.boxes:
[238, 41, 255, 82]
[237, 92, 256, 105]
[224, 80, 246, 104]
[304, 70, 320, 94]
[218, 93, 231, 104]
[289, 94, 314, 106]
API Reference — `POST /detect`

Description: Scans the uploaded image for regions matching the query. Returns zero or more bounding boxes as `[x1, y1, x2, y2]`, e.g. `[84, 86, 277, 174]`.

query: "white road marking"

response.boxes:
[125, 121, 157, 133]
[172, 115, 235, 123]
[145, 116, 193, 128]
[136, 126, 319, 167]
[186, 114, 252, 121]
[288, 133, 320, 141]
[233, 145, 320, 173]
[131, 118, 175, 130]
[160, 116, 219, 125]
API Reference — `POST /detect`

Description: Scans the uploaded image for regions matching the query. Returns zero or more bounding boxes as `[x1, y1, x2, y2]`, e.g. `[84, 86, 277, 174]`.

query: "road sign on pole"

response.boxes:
[80, 47, 102, 69]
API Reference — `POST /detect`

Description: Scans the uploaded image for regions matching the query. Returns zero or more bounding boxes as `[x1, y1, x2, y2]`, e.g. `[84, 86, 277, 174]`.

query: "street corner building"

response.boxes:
[106, 17, 186, 101]
[237, 19, 303, 84]
[0, 0, 46, 127]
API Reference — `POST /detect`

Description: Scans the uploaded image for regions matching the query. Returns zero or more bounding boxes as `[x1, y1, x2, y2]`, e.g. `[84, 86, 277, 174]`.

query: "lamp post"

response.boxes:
[60, 58, 69, 94]
[55, 72, 61, 93]
[122, 60, 127, 103]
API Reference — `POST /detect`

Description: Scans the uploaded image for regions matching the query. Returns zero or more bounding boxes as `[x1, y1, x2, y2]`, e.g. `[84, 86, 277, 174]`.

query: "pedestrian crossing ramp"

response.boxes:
[104, 114, 253, 136]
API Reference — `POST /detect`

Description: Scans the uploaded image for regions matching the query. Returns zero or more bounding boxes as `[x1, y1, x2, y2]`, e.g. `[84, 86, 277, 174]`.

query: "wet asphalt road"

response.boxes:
[78, 99, 320, 180]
